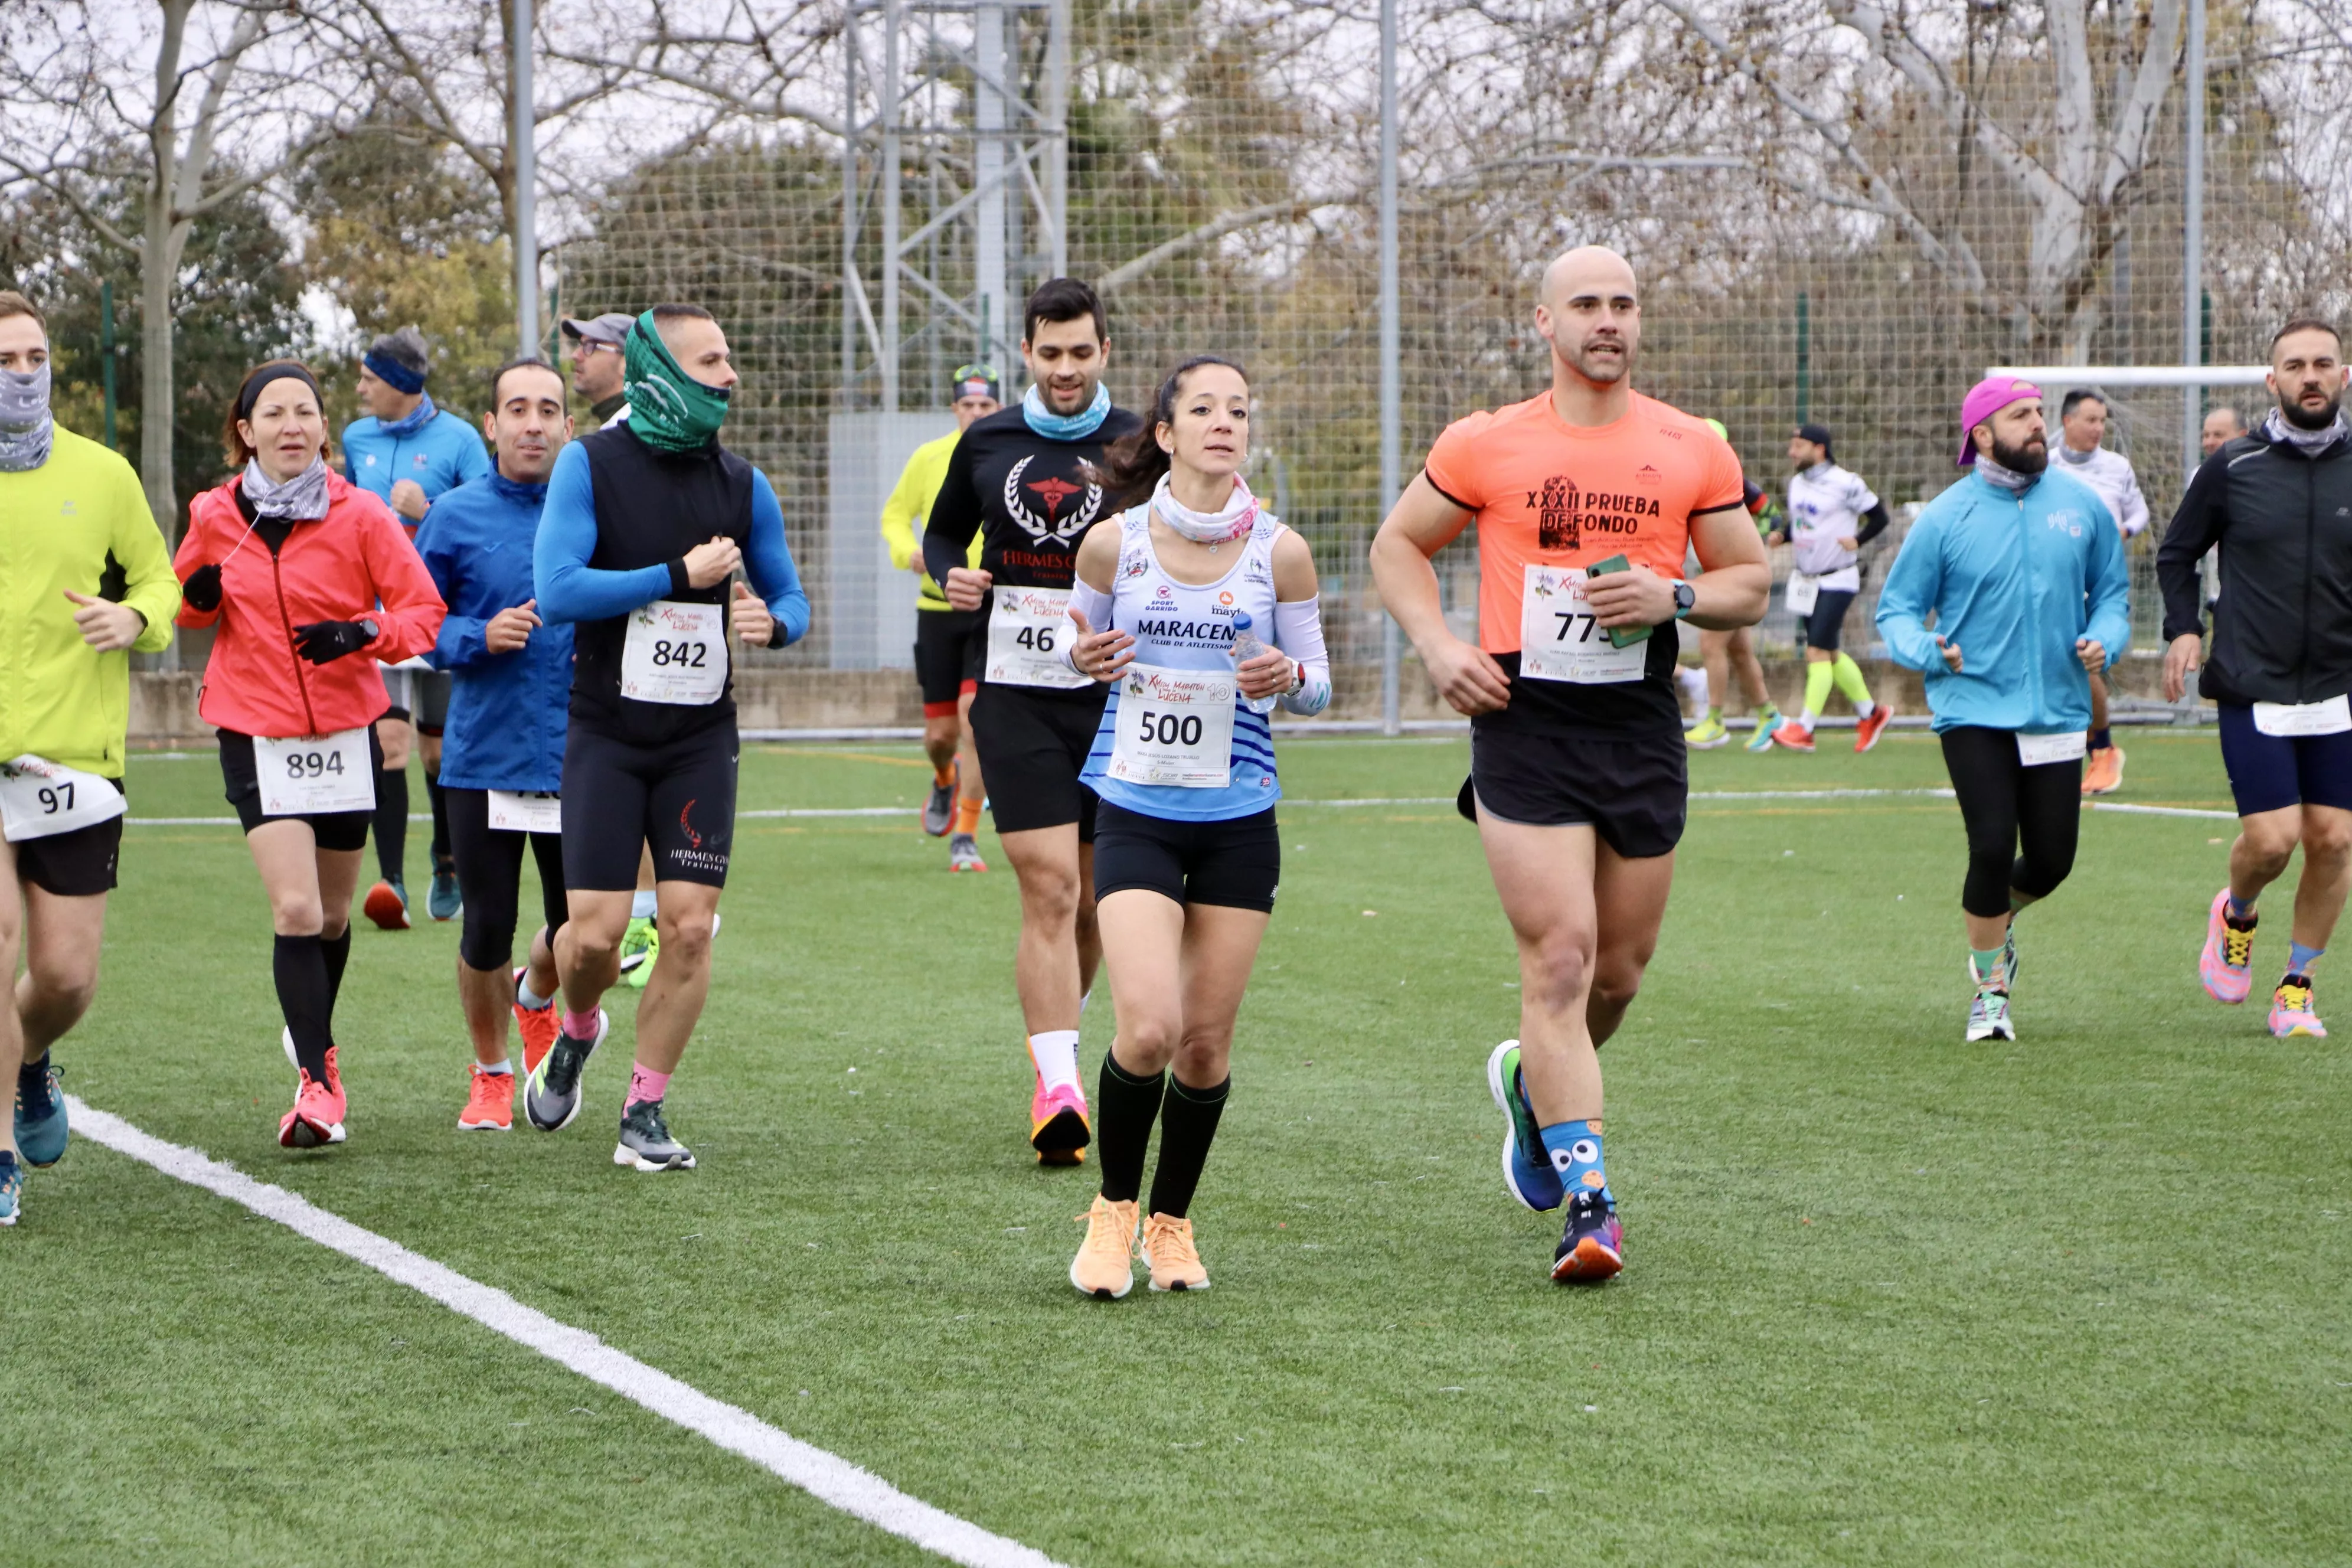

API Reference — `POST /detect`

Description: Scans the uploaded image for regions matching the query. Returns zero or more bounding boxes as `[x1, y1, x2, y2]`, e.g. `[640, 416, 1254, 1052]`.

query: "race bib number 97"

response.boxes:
[254, 729, 375, 816]
[1108, 663, 1239, 788]
[986, 585, 1090, 690]
[0, 755, 128, 843]
[622, 600, 727, 705]
[1518, 565, 1646, 684]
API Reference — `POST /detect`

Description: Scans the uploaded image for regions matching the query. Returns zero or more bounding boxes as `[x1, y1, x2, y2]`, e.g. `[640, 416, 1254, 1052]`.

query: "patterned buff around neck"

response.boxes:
[1150, 471, 1259, 544]
[2266, 405, 2349, 454]
[622, 312, 731, 453]
[0, 363, 54, 473]
[1022, 380, 1110, 440]
[241, 453, 332, 520]
[1974, 455, 2039, 493]
[378, 393, 437, 439]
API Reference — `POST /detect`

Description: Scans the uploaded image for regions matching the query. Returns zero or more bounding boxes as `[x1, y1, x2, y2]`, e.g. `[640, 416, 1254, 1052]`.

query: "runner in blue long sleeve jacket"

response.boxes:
[1877, 377, 2130, 1043]
[523, 306, 809, 1173]
[413, 358, 578, 1132]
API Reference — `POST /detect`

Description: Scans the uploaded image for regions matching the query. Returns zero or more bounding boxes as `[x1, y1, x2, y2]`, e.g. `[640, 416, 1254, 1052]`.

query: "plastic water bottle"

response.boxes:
[1230, 610, 1279, 714]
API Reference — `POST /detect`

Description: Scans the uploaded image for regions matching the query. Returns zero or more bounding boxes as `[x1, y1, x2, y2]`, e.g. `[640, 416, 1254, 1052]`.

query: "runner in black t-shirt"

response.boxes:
[923, 278, 1142, 1167]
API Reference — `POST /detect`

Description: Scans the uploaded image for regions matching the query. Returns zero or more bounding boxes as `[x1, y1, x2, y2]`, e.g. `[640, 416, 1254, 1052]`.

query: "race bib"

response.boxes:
[254, 730, 375, 816]
[2252, 695, 2352, 737]
[621, 600, 727, 705]
[1108, 663, 1238, 788]
[0, 756, 126, 843]
[1519, 565, 1647, 684]
[2017, 730, 2089, 767]
[1785, 571, 1820, 616]
[486, 789, 563, 834]
[986, 585, 1089, 690]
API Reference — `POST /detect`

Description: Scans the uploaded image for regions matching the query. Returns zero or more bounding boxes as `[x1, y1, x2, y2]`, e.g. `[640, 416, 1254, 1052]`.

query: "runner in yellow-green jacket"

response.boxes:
[880, 363, 1000, 871]
[0, 290, 181, 1221]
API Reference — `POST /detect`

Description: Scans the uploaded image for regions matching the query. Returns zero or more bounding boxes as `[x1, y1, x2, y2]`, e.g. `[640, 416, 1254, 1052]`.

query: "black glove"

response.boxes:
[292, 619, 375, 665]
[182, 563, 223, 612]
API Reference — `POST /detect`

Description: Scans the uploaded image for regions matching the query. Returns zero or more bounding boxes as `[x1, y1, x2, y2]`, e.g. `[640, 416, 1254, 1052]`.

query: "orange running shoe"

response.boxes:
[1070, 1194, 1139, 1299]
[1769, 719, 1816, 753]
[279, 1059, 347, 1149]
[1854, 705, 1894, 753]
[1030, 1074, 1090, 1165]
[362, 879, 411, 931]
[512, 967, 560, 1073]
[2081, 744, 2125, 795]
[458, 1066, 514, 1131]
[1143, 1212, 1210, 1292]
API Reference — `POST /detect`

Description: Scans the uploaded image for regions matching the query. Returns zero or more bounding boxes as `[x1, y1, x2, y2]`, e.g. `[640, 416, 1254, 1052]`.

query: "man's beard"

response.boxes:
[2280, 391, 2344, 431]
[1990, 435, 2048, 474]
[1562, 341, 1631, 385]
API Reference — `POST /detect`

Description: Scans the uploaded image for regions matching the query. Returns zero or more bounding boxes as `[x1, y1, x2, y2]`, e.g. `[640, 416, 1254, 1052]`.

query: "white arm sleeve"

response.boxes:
[1060, 577, 1114, 672]
[1271, 595, 1332, 717]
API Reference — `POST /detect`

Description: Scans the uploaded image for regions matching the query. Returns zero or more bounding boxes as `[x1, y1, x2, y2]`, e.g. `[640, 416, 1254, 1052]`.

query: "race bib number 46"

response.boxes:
[254, 730, 375, 816]
[622, 600, 727, 705]
[1518, 565, 1647, 684]
[1108, 663, 1239, 788]
[986, 585, 1090, 690]
[0, 755, 128, 843]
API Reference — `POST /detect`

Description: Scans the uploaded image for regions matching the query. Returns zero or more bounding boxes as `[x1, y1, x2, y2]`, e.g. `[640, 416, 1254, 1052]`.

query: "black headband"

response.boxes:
[239, 364, 323, 422]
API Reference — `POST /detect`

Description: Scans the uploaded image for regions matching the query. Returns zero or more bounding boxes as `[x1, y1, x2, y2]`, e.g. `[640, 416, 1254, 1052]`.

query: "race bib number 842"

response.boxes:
[622, 600, 727, 705]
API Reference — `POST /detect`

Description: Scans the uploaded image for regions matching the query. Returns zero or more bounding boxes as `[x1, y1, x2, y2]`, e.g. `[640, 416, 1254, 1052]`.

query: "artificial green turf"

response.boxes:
[5, 731, 2348, 1565]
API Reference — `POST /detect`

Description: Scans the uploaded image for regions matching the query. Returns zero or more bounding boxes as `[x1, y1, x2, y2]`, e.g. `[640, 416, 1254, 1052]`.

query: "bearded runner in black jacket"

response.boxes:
[923, 278, 1142, 1166]
[2161, 316, 2352, 1040]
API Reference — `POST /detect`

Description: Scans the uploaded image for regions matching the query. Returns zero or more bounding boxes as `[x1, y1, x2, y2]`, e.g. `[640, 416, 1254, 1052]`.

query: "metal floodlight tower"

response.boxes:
[840, 0, 1070, 412]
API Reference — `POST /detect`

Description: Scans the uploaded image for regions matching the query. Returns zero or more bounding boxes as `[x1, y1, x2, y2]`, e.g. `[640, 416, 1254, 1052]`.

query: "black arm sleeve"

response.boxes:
[2158, 455, 2230, 642]
[922, 435, 984, 588]
[1854, 499, 1892, 547]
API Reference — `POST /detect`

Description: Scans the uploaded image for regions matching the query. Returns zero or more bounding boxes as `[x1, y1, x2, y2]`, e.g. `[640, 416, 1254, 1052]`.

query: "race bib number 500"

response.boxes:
[1108, 664, 1238, 788]
[622, 600, 728, 705]
[1518, 565, 1646, 684]
[254, 730, 375, 816]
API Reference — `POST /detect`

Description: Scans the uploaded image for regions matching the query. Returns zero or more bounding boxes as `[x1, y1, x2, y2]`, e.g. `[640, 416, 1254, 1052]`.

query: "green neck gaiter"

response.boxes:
[623, 311, 731, 452]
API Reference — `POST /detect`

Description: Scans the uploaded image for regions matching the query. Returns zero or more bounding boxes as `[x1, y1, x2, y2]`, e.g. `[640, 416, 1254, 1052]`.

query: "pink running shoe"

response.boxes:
[2200, 888, 2256, 1005]
[2269, 976, 2327, 1038]
[1029, 1074, 1090, 1167]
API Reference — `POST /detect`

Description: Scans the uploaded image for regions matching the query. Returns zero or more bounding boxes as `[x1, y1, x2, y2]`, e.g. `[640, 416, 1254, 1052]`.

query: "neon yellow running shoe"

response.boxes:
[619, 916, 657, 990]
[1683, 714, 1729, 749]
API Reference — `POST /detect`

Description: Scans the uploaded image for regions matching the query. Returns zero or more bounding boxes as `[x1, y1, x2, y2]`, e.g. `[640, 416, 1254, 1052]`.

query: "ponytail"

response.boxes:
[1086, 354, 1249, 509]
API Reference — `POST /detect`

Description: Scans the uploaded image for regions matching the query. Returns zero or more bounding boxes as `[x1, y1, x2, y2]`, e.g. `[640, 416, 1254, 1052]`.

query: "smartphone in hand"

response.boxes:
[1585, 554, 1652, 649]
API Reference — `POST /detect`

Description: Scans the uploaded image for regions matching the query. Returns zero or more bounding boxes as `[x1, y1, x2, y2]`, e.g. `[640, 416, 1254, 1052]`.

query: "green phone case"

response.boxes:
[1584, 554, 1652, 649]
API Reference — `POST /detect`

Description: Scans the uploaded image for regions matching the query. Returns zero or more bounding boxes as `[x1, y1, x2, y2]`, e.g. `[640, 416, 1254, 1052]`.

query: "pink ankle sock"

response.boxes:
[626, 1063, 671, 1109]
[561, 1008, 600, 1041]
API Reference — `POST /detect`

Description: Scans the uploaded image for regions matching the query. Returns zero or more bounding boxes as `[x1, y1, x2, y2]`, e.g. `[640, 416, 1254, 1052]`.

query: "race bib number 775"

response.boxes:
[1518, 565, 1646, 684]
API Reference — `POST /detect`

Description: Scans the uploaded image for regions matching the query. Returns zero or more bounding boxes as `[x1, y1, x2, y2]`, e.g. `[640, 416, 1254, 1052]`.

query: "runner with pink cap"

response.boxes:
[1875, 376, 2131, 1041]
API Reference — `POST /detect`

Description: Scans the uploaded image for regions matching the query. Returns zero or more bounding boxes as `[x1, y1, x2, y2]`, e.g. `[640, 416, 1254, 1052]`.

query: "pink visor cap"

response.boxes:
[1956, 376, 2044, 466]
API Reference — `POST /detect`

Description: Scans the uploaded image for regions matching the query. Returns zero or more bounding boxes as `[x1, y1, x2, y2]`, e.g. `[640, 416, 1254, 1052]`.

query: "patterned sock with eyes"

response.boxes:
[1539, 1119, 1611, 1206]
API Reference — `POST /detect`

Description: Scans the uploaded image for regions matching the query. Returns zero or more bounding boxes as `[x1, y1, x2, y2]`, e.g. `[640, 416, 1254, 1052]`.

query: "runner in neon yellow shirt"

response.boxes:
[881, 364, 999, 870]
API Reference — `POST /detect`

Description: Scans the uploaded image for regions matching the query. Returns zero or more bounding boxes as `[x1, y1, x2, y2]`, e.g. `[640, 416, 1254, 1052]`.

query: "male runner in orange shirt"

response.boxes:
[1370, 246, 1769, 1282]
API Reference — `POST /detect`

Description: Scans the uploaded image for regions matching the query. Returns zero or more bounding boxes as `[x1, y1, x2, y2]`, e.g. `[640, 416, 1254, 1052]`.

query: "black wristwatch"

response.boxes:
[358, 617, 380, 643]
[1672, 581, 1697, 619]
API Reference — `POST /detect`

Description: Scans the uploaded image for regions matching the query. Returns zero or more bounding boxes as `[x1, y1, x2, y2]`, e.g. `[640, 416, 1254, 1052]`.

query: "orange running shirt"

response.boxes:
[1421, 389, 1745, 654]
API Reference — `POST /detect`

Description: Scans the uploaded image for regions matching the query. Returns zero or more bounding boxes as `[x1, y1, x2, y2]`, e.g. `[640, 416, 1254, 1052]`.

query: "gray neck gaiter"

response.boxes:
[1975, 456, 2038, 493]
[0, 363, 55, 473]
[2266, 406, 2348, 455]
[241, 453, 332, 520]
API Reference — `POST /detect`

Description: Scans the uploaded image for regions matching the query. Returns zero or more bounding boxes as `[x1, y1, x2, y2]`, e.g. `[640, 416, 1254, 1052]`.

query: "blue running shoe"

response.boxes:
[1487, 1040, 1563, 1211]
[0, 1151, 20, 1227]
[15, 1059, 67, 1168]
[1551, 1190, 1623, 1283]
[428, 863, 462, 923]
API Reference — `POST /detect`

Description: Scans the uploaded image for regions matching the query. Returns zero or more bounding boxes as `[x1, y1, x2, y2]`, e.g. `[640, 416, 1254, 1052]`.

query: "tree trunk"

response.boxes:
[139, 186, 179, 670]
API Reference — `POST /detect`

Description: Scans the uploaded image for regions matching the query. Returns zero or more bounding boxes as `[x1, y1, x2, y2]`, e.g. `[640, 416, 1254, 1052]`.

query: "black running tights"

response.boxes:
[1939, 726, 2082, 919]
[445, 789, 568, 972]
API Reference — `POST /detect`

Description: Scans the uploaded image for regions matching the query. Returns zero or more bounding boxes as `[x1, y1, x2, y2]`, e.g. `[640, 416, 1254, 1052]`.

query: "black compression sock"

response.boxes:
[321, 927, 352, 1013]
[272, 934, 334, 1080]
[425, 767, 451, 868]
[373, 766, 409, 884]
[1095, 1051, 1167, 1207]
[1147, 1075, 1231, 1220]
[18, 1050, 50, 1092]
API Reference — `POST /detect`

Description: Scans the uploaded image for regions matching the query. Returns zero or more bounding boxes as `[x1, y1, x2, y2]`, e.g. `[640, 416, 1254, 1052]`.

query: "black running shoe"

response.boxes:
[923, 762, 958, 837]
[525, 1009, 606, 1132]
[614, 1097, 696, 1171]
[1551, 1190, 1625, 1283]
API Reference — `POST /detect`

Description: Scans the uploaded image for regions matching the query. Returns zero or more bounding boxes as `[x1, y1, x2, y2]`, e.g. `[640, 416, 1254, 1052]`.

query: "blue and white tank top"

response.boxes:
[1082, 504, 1283, 821]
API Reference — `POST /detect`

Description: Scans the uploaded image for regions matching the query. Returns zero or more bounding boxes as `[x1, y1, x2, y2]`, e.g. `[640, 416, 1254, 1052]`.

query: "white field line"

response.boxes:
[62, 1096, 1069, 1568]
[2089, 801, 2237, 820]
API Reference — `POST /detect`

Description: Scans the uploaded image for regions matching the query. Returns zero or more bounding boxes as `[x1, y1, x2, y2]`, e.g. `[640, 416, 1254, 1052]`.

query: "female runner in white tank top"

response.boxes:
[1060, 355, 1332, 1298]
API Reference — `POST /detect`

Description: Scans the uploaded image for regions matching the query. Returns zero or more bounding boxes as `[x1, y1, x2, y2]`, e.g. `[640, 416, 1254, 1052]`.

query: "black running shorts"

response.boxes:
[913, 607, 987, 716]
[11, 776, 125, 897]
[1093, 802, 1280, 912]
[2217, 703, 2352, 817]
[412, 669, 453, 736]
[1468, 714, 1688, 859]
[1805, 588, 1857, 654]
[560, 720, 738, 890]
[217, 727, 382, 852]
[969, 681, 1106, 840]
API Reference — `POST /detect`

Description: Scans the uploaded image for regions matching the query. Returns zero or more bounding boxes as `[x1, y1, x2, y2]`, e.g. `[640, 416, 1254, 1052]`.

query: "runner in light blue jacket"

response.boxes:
[1874, 375, 2131, 1044]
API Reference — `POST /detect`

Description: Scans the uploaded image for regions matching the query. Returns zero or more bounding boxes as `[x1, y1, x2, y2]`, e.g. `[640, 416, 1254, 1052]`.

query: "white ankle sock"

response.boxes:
[516, 975, 554, 1010]
[1853, 698, 1876, 720]
[631, 890, 658, 920]
[1798, 711, 1820, 733]
[476, 1059, 513, 1076]
[1028, 1029, 1083, 1094]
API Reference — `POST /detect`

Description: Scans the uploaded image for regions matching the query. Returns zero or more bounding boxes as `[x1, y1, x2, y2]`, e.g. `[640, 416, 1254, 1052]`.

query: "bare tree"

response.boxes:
[0, 1, 365, 547]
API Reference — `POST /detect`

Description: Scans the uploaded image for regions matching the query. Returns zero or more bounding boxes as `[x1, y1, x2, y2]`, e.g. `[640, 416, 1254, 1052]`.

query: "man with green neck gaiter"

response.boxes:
[529, 304, 811, 1174]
